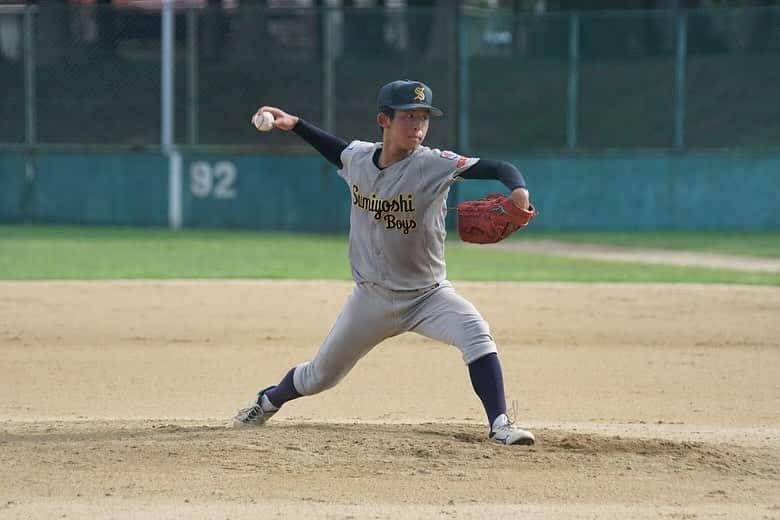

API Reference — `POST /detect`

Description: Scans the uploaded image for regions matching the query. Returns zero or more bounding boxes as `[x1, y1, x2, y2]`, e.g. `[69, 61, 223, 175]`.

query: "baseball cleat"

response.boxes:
[233, 386, 278, 427]
[489, 414, 536, 446]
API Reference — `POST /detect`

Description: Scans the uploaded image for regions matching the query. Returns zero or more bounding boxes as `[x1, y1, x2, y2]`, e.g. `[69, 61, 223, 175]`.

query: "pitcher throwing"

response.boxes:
[234, 80, 536, 445]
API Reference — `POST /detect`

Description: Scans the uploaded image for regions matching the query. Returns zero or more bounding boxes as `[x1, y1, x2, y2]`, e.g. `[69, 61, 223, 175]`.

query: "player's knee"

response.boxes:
[294, 360, 344, 395]
[458, 317, 493, 344]
[447, 315, 497, 364]
[462, 341, 498, 364]
[306, 372, 341, 395]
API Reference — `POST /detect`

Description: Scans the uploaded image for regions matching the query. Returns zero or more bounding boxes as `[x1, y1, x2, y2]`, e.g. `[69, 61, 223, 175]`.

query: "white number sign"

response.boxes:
[189, 161, 237, 199]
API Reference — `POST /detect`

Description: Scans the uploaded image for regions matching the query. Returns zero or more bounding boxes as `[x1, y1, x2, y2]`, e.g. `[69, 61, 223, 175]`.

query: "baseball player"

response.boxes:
[235, 80, 535, 445]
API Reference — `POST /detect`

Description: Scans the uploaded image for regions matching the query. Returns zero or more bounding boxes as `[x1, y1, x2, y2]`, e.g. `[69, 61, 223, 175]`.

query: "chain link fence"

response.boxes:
[0, 5, 26, 144]
[1, 3, 778, 151]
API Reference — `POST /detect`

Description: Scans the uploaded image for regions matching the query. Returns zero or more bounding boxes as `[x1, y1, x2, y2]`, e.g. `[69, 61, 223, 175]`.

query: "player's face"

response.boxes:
[388, 109, 430, 148]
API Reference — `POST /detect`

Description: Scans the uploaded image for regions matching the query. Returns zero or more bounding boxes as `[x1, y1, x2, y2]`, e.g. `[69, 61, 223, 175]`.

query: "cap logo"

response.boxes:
[413, 86, 426, 102]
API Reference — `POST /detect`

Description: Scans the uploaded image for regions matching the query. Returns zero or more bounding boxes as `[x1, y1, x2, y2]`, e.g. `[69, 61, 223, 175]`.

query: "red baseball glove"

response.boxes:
[456, 194, 537, 244]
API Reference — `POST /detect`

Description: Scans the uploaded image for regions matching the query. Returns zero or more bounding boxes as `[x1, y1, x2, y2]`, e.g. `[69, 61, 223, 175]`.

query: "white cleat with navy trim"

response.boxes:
[233, 386, 278, 427]
[489, 414, 536, 446]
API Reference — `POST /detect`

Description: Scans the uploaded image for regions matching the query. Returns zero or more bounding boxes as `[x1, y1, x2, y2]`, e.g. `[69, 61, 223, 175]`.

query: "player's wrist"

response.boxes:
[288, 116, 304, 132]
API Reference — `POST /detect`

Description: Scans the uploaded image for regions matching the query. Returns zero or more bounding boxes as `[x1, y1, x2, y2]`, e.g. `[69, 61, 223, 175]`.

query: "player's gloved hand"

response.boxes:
[456, 193, 537, 244]
[253, 106, 299, 131]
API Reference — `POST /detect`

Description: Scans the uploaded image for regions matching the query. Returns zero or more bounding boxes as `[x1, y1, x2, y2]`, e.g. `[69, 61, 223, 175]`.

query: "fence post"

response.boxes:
[322, 7, 337, 134]
[457, 11, 469, 154]
[187, 8, 199, 146]
[24, 5, 36, 148]
[674, 11, 687, 150]
[162, 0, 181, 229]
[22, 4, 37, 222]
[566, 13, 579, 151]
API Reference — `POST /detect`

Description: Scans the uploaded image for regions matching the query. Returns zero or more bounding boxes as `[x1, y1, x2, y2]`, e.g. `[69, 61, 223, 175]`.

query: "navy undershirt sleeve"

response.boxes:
[292, 118, 348, 169]
[460, 159, 527, 191]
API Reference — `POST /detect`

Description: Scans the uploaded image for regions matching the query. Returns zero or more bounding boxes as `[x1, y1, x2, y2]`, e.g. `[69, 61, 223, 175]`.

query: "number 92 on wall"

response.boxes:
[190, 161, 237, 199]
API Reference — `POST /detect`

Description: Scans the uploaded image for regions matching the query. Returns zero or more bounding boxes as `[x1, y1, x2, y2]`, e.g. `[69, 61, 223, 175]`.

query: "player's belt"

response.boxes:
[359, 281, 440, 294]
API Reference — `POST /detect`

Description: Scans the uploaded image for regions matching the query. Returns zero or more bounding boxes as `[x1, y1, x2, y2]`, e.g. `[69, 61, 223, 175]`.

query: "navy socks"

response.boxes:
[264, 354, 507, 426]
[264, 368, 302, 408]
[467, 353, 507, 427]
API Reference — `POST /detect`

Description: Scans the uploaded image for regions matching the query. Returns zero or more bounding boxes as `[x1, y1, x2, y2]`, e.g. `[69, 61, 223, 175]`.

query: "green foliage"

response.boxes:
[1, 225, 778, 285]
[7, 41, 778, 150]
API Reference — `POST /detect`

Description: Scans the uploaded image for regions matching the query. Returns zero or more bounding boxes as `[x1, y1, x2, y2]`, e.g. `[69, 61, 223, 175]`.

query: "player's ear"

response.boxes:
[377, 112, 390, 129]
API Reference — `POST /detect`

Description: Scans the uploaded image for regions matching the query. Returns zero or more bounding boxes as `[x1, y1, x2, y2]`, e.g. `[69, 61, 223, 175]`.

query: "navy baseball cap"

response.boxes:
[377, 80, 443, 117]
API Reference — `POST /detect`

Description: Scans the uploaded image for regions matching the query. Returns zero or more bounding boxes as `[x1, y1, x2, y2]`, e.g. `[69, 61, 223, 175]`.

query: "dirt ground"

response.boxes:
[491, 240, 780, 272]
[1, 280, 779, 519]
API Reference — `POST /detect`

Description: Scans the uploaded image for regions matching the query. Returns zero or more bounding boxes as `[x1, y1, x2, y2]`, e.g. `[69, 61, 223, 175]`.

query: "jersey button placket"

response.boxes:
[371, 170, 386, 263]
[372, 218, 386, 280]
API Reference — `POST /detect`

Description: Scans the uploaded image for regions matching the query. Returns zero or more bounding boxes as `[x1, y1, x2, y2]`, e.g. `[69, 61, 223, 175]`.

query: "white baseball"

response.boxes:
[253, 111, 274, 132]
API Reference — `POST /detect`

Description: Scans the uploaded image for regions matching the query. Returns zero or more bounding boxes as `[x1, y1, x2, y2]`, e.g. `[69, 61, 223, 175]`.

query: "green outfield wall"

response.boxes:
[183, 155, 348, 232]
[0, 151, 778, 231]
[459, 151, 780, 230]
[0, 153, 169, 226]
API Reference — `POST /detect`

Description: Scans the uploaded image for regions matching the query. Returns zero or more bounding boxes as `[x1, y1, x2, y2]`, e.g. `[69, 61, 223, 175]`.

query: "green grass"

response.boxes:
[514, 230, 780, 258]
[1, 225, 778, 285]
[0, 226, 352, 280]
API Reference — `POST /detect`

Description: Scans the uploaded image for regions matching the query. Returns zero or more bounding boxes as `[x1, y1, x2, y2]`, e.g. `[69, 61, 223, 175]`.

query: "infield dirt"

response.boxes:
[1, 281, 778, 519]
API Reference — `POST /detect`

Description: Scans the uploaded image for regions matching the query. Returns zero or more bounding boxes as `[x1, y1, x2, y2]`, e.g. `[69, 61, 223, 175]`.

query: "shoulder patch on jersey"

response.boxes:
[440, 150, 461, 161]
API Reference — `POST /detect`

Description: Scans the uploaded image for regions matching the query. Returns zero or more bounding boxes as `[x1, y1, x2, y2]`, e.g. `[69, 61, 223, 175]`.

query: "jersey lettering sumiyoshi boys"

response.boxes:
[338, 140, 478, 291]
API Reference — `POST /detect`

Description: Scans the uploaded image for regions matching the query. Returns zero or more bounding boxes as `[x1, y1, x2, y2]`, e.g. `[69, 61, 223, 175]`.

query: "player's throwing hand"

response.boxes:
[253, 106, 298, 131]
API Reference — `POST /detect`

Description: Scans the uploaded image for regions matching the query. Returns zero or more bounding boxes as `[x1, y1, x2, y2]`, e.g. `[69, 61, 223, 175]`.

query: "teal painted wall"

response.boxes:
[0, 155, 27, 221]
[1, 151, 778, 230]
[182, 156, 349, 232]
[459, 151, 780, 230]
[0, 153, 168, 225]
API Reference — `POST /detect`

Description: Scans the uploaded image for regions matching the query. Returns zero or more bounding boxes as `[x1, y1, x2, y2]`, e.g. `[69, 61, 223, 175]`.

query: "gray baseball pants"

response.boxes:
[293, 280, 497, 396]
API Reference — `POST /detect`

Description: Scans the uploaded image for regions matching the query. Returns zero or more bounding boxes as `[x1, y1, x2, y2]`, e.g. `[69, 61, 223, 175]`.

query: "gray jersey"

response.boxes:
[338, 140, 479, 290]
